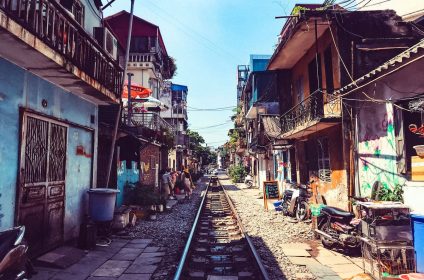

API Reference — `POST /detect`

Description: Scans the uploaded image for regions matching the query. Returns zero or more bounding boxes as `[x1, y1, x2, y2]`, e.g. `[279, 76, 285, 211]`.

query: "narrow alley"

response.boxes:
[1, 0, 424, 280]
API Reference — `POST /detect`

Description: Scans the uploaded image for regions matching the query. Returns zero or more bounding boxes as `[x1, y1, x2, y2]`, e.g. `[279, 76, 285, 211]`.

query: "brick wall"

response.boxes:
[140, 143, 160, 186]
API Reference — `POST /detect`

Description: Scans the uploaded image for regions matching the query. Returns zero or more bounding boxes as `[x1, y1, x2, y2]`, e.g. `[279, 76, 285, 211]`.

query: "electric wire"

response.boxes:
[190, 121, 233, 130]
[143, 0, 244, 63]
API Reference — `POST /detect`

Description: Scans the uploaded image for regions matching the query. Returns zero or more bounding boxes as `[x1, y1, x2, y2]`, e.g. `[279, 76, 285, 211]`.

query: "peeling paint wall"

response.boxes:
[0, 58, 97, 237]
[117, 161, 139, 207]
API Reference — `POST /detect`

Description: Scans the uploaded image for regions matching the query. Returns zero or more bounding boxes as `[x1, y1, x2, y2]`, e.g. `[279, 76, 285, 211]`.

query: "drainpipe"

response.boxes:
[105, 0, 135, 187]
[354, 112, 361, 197]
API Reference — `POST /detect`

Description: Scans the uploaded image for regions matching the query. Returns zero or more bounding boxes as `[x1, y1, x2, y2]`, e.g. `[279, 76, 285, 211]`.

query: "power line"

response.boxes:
[188, 105, 236, 111]
[143, 0, 244, 63]
[190, 121, 233, 130]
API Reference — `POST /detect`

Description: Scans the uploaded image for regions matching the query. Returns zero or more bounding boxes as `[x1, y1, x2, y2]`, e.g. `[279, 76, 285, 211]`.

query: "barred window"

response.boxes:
[317, 138, 331, 183]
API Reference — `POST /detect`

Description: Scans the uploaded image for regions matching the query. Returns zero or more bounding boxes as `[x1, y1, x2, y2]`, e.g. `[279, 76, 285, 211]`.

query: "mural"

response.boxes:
[358, 103, 405, 196]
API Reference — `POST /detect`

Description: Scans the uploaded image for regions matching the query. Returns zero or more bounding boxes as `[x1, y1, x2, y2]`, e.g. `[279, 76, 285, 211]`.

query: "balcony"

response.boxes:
[128, 53, 161, 70]
[0, 0, 123, 103]
[122, 111, 175, 135]
[280, 90, 341, 139]
[172, 106, 187, 120]
[175, 134, 189, 148]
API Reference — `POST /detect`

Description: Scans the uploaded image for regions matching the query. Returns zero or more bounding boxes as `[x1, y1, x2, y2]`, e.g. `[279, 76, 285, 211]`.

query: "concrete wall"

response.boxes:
[81, 0, 102, 36]
[0, 58, 97, 234]
[291, 29, 341, 105]
[117, 161, 139, 207]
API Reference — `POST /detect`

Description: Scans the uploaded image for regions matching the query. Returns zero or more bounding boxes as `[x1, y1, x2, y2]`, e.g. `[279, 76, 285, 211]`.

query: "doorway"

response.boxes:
[17, 113, 67, 256]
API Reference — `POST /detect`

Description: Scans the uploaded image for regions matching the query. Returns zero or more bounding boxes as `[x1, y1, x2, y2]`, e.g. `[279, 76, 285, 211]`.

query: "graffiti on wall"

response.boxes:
[358, 104, 405, 196]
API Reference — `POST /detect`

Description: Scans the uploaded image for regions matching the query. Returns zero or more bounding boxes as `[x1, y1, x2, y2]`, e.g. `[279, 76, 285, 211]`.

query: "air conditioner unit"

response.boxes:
[94, 27, 118, 60]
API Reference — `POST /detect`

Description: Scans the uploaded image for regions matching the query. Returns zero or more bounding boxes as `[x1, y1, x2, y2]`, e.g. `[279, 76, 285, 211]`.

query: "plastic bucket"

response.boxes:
[412, 214, 424, 273]
[88, 188, 119, 222]
[273, 200, 282, 211]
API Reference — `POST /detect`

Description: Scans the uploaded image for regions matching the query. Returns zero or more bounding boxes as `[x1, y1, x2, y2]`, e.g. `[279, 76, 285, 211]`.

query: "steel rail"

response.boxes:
[173, 179, 209, 280]
[219, 179, 270, 280]
[173, 176, 270, 280]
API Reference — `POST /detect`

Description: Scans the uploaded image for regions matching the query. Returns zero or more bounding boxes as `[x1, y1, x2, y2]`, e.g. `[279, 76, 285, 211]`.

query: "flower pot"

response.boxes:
[414, 145, 424, 157]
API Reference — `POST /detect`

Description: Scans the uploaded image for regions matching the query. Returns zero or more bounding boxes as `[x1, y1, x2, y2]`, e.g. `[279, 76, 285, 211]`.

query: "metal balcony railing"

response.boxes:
[0, 0, 124, 97]
[175, 134, 189, 148]
[128, 53, 158, 63]
[280, 90, 340, 135]
[122, 111, 175, 133]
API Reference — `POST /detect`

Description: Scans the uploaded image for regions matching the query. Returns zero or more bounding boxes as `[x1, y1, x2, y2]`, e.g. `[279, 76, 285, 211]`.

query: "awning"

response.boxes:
[122, 82, 152, 99]
[262, 115, 282, 139]
[132, 96, 168, 112]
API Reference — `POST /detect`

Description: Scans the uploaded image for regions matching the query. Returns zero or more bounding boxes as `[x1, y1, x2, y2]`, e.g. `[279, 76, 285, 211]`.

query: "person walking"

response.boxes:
[182, 166, 194, 199]
[169, 169, 176, 199]
[161, 168, 171, 199]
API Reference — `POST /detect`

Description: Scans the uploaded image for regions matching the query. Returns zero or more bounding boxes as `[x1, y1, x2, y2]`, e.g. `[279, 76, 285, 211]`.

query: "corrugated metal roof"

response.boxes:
[337, 39, 424, 95]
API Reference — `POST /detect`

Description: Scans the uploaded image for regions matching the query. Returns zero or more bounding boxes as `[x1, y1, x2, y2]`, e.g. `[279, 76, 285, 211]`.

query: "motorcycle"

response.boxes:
[0, 226, 30, 280]
[281, 182, 311, 221]
[315, 201, 363, 251]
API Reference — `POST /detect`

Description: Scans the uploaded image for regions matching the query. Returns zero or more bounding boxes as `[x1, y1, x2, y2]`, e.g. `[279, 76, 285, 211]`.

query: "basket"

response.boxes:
[361, 241, 416, 280]
[414, 145, 424, 157]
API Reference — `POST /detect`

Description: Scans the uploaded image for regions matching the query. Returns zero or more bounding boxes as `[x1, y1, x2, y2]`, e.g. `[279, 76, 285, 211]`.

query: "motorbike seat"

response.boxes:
[321, 206, 354, 218]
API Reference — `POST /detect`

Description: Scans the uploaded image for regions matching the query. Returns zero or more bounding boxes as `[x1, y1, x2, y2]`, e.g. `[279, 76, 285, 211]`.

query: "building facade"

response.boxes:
[0, 0, 123, 256]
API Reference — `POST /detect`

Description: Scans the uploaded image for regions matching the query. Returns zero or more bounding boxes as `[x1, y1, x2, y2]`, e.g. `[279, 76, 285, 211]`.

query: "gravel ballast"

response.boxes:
[123, 178, 208, 279]
[220, 177, 316, 280]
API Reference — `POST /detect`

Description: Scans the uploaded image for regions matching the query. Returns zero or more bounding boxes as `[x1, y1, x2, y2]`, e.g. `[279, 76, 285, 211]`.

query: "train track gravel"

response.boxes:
[220, 177, 316, 280]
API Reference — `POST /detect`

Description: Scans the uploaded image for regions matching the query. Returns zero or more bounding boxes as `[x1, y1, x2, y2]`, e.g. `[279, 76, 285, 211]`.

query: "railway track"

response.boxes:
[173, 176, 269, 280]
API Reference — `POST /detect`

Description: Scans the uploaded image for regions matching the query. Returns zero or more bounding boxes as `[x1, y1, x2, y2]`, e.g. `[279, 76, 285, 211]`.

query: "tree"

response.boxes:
[187, 129, 216, 166]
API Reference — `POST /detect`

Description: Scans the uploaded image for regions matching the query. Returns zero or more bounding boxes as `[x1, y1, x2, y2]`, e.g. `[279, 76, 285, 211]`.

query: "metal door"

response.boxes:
[18, 113, 67, 256]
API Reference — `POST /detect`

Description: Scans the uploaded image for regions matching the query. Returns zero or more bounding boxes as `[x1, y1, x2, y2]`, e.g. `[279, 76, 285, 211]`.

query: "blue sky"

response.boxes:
[104, 0, 323, 147]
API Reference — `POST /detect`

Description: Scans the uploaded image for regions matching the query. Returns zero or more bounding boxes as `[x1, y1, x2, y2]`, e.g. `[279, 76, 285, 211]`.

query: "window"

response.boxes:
[296, 76, 304, 104]
[323, 47, 334, 94]
[308, 54, 322, 93]
[60, 0, 84, 26]
[130, 37, 149, 53]
[72, 0, 84, 26]
[317, 138, 331, 183]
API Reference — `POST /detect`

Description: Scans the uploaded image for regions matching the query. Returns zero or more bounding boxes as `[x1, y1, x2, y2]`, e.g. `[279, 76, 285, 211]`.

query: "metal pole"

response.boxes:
[127, 72, 134, 125]
[105, 0, 135, 187]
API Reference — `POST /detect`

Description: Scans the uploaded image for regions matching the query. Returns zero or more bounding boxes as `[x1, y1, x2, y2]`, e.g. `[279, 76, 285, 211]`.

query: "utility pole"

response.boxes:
[106, 0, 135, 187]
[127, 72, 134, 125]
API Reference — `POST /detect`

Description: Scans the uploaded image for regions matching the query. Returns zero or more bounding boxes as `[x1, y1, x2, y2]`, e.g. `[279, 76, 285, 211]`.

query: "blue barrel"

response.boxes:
[88, 188, 120, 222]
[412, 214, 424, 273]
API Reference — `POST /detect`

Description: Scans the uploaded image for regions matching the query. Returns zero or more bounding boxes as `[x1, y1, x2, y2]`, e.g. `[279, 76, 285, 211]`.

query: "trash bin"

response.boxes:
[412, 214, 424, 273]
[88, 188, 120, 222]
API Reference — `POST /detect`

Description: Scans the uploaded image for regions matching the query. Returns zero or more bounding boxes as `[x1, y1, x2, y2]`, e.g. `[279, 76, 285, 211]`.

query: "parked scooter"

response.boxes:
[0, 226, 29, 280]
[281, 182, 311, 221]
[314, 198, 365, 251]
[244, 174, 253, 188]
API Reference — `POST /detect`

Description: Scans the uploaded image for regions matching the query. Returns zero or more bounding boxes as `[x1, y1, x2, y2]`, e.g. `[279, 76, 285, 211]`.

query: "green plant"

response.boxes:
[228, 165, 247, 183]
[377, 184, 403, 202]
[124, 183, 161, 206]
